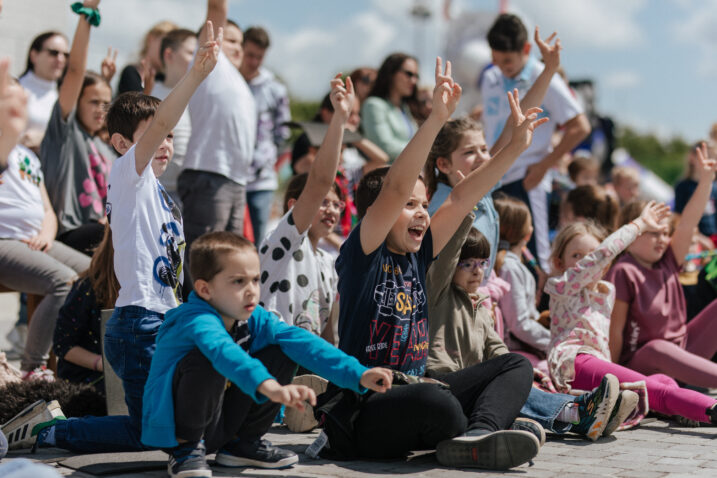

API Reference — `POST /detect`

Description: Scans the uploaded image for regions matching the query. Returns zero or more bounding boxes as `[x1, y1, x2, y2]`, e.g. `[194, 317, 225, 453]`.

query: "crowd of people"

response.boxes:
[1, 1, 717, 476]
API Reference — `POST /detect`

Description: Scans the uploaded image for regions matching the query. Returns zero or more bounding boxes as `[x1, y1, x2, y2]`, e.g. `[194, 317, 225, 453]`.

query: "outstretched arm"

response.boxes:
[0, 59, 27, 169]
[431, 89, 548, 256]
[58, 0, 98, 120]
[671, 142, 717, 265]
[292, 75, 353, 234]
[134, 22, 222, 175]
[201, 0, 227, 45]
[359, 57, 461, 255]
[491, 27, 561, 156]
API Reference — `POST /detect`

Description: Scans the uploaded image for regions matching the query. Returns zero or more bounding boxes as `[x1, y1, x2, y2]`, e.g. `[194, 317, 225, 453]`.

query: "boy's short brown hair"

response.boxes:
[567, 156, 599, 183]
[106, 92, 161, 142]
[189, 231, 256, 282]
[243, 26, 270, 49]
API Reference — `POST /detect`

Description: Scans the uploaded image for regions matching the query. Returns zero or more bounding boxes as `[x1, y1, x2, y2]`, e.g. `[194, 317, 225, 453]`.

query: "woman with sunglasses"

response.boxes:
[360, 53, 419, 162]
[39, 0, 117, 256]
[18, 31, 69, 153]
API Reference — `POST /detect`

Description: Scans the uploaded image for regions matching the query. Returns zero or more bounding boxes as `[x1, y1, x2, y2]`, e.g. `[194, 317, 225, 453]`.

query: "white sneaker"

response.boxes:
[283, 374, 328, 432]
[602, 390, 639, 436]
[1, 400, 65, 450]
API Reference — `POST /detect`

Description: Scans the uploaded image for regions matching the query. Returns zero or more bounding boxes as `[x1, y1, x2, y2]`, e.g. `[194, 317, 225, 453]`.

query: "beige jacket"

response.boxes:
[426, 214, 508, 376]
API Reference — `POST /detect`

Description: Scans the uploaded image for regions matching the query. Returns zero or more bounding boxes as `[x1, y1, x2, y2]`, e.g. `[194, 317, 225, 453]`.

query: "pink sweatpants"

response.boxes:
[573, 353, 715, 423]
[626, 299, 717, 388]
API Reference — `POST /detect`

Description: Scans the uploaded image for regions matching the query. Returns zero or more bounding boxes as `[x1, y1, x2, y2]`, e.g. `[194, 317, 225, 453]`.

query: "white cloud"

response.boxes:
[670, 0, 717, 77]
[602, 71, 640, 89]
[510, 0, 647, 49]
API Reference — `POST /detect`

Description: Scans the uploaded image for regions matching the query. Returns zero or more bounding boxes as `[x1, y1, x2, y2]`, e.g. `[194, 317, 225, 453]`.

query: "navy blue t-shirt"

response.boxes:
[335, 222, 434, 376]
[674, 179, 717, 236]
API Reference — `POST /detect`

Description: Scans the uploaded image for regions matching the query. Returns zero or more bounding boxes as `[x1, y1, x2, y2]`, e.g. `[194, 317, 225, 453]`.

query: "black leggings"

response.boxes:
[57, 222, 105, 256]
[172, 345, 296, 453]
[354, 353, 533, 459]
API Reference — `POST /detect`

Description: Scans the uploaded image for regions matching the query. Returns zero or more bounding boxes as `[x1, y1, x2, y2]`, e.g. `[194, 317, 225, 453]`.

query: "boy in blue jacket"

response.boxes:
[141, 231, 392, 477]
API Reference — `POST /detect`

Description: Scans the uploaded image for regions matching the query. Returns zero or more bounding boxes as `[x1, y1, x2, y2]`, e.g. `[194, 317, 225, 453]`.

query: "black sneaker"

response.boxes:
[602, 390, 638, 436]
[511, 417, 546, 446]
[436, 429, 540, 470]
[571, 373, 619, 441]
[215, 438, 298, 469]
[167, 441, 212, 478]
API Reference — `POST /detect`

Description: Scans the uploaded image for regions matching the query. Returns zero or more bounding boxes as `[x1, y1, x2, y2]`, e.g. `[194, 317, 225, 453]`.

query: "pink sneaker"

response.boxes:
[21, 367, 55, 382]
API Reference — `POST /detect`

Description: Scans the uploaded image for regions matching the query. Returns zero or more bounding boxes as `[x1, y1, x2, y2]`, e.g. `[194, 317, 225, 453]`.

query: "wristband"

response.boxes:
[71, 2, 101, 27]
[93, 355, 102, 371]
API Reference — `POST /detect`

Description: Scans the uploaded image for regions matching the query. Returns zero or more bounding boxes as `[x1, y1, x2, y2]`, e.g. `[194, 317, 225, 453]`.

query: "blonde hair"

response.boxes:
[550, 221, 607, 272]
[494, 196, 532, 273]
[424, 117, 483, 198]
[140, 21, 178, 58]
[611, 165, 639, 185]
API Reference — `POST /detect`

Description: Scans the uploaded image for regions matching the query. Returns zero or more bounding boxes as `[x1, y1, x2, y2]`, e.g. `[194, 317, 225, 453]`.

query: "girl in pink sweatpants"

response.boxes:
[547, 201, 717, 425]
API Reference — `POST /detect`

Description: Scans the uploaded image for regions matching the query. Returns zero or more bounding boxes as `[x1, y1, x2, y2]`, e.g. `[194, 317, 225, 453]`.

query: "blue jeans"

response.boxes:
[246, 189, 275, 247]
[50, 306, 163, 453]
[519, 387, 573, 433]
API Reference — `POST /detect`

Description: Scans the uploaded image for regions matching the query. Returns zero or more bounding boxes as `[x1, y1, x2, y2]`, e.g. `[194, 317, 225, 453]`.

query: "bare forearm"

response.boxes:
[354, 138, 389, 169]
[453, 142, 524, 207]
[63, 346, 103, 371]
[203, 0, 227, 44]
[309, 114, 345, 187]
[59, 15, 91, 117]
[540, 114, 590, 169]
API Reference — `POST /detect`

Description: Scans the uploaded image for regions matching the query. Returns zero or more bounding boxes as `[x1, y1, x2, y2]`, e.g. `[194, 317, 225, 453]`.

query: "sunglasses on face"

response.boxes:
[42, 48, 69, 58]
[457, 259, 490, 272]
[401, 69, 419, 80]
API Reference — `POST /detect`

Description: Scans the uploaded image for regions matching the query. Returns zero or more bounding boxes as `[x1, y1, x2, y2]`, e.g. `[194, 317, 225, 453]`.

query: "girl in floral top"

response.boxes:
[547, 202, 717, 425]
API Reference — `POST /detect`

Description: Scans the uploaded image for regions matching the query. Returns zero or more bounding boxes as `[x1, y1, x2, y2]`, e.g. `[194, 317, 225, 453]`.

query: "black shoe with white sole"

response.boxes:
[215, 438, 298, 469]
[167, 440, 212, 478]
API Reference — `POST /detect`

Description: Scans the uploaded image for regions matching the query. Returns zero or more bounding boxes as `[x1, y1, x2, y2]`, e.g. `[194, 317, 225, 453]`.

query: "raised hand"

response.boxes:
[0, 58, 28, 148]
[101, 47, 118, 83]
[139, 57, 156, 94]
[430, 57, 462, 123]
[534, 26, 561, 73]
[507, 88, 549, 151]
[329, 74, 355, 123]
[193, 20, 223, 77]
[637, 200, 671, 233]
[695, 141, 717, 183]
[360, 367, 393, 393]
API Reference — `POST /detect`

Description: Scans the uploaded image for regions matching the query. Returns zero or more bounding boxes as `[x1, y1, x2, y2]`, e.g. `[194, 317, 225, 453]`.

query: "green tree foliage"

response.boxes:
[616, 127, 690, 185]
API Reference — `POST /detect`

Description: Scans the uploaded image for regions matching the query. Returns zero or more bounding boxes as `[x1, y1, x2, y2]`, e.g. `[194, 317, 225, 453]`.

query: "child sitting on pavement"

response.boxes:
[318, 58, 548, 470]
[141, 231, 392, 476]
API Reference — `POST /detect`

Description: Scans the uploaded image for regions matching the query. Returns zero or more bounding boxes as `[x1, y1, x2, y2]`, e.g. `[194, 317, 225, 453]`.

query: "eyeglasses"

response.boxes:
[457, 259, 490, 273]
[42, 48, 69, 58]
[320, 198, 346, 213]
[401, 69, 419, 80]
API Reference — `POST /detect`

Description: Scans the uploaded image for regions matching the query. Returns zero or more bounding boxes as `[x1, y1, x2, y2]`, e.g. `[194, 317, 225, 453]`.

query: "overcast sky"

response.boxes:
[18, 0, 717, 141]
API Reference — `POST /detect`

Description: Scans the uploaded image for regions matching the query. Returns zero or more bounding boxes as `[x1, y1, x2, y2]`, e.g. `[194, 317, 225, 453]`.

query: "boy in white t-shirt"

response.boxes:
[480, 13, 590, 271]
[14, 22, 223, 455]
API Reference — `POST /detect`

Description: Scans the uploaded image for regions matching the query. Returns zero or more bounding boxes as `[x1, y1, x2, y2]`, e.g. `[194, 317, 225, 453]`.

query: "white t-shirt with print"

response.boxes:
[183, 51, 256, 185]
[259, 210, 337, 335]
[106, 146, 185, 313]
[0, 145, 45, 240]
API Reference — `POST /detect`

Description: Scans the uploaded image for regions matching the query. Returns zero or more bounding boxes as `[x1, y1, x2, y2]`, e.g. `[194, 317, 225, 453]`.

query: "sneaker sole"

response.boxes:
[436, 430, 540, 470]
[1, 400, 64, 450]
[168, 463, 212, 478]
[283, 374, 328, 432]
[602, 390, 639, 436]
[215, 452, 298, 469]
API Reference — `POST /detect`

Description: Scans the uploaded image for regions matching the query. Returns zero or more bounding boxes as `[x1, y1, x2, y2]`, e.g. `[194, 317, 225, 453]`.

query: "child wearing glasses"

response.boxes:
[258, 75, 353, 339]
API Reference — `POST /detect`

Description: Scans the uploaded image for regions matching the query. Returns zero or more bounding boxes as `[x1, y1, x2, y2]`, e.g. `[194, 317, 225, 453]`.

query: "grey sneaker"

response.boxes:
[215, 438, 298, 469]
[511, 417, 546, 446]
[168, 440, 212, 478]
[283, 374, 328, 432]
[436, 429, 540, 470]
[602, 390, 639, 436]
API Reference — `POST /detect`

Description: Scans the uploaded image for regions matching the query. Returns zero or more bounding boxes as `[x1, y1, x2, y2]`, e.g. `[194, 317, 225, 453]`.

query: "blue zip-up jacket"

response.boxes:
[141, 292, 368, 447]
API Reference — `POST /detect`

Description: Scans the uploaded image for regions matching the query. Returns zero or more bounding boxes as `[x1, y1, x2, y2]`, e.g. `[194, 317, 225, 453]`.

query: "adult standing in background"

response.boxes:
[240, 26, 290, 246]
[116, 20, 176, 95]
[178, 0, 256, 290]
[360, 53, 419, 162]
[19, 31, 68, 153]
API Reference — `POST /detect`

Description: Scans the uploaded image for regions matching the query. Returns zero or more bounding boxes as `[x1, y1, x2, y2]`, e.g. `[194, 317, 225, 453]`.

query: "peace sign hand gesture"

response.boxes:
[192, 21, 223, 78]
[430, 57, 462, 123]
